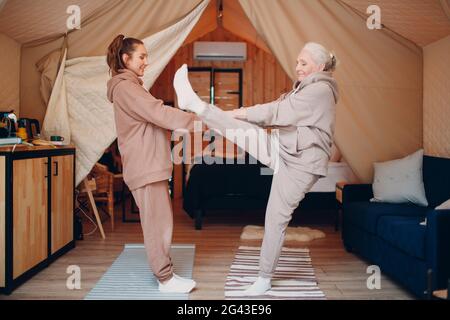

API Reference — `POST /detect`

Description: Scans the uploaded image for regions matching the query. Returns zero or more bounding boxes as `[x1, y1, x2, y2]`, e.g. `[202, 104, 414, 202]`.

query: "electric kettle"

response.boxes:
[0, 110, 17, 137]
[17, 118, 40, 140]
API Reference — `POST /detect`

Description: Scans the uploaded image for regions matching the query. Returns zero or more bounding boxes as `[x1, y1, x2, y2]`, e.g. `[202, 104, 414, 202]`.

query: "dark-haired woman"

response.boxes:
[106, 35, 197, 293]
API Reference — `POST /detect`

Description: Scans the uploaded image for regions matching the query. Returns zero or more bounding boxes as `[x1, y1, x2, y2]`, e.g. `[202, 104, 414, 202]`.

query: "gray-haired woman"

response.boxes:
[174, 42, 339, 295]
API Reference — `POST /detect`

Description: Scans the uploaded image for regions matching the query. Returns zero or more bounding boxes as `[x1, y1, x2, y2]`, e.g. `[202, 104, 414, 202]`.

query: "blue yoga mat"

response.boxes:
[85, 244, 195, 300]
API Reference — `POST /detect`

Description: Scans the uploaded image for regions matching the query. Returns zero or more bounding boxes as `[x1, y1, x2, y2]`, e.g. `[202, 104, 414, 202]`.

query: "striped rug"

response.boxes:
[85, 244, 195, 300]
[225, 246, 325, 300]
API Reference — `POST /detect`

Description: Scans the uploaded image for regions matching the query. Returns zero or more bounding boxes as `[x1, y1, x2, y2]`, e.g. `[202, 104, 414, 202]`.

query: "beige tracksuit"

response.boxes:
[107, 69, 197, 282]
[200, 71, 339, 277]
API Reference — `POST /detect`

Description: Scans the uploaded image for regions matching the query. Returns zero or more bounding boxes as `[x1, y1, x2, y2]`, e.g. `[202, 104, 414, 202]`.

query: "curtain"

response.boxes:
[35, 49, 63, 106]
[239, 0, 423, 182]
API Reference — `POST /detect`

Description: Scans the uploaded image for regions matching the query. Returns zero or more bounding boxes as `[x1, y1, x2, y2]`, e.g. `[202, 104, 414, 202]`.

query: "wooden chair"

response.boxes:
[90, 163, 115, 231]
[78, 178, 106, 239]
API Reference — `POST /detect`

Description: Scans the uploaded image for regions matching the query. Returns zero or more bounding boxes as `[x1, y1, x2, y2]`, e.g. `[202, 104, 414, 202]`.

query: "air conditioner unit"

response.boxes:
[193, 41, 247, 61]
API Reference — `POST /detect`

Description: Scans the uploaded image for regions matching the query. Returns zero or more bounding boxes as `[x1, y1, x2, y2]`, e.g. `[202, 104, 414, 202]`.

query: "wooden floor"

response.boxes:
[1, 197, 415, 300]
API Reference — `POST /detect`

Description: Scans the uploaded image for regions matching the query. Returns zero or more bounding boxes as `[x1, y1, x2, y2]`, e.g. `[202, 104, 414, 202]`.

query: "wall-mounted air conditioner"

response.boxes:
[193, 41, 247, 61]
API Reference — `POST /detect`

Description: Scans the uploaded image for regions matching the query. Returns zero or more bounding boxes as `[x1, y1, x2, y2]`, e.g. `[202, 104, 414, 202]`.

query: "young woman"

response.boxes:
[173, 42, 339, 296]
[106, 35, 197, 293]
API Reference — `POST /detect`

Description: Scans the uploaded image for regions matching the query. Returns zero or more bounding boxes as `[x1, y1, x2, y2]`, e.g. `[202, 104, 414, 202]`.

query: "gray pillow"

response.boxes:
[370, 149, 428, 206]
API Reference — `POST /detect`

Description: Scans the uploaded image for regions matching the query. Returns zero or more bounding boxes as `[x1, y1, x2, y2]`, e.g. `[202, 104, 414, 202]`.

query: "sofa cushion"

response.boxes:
[423, 155, 450, 208]
[371, 149, 428, 206]
[377, 216, 426, 260]
[344, 201, 427, 233]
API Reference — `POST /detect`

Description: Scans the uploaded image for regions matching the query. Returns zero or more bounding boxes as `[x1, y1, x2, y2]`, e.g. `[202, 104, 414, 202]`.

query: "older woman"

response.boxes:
[174, 42, 339, 295]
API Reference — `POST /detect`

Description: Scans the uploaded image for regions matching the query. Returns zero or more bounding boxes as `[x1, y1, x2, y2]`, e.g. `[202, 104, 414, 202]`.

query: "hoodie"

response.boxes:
[245, 71, 339, 176]
[107, 69, 196, 190]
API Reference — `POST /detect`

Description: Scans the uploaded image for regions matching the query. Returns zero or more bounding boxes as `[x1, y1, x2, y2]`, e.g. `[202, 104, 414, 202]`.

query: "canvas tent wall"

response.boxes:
[1, 0, 209, 185]
[0, 0, 449, 185]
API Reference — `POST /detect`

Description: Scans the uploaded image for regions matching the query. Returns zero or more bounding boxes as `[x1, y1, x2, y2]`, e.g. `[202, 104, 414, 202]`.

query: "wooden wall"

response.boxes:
[151, 27, 294, 200]
[150, 27, 293, 107]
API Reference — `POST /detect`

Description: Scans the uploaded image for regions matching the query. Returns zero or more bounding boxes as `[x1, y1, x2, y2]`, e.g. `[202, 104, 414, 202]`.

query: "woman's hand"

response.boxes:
[226, 108, 247, 120]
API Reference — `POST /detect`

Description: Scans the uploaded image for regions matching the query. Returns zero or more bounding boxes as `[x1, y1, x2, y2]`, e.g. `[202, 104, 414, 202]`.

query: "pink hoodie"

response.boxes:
[107, 69, 196, 191]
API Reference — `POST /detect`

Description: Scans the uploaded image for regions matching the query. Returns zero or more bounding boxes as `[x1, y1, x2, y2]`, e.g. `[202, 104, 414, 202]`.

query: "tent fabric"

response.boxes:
[182, 0, 270, 52]
[0, 0, 7, 13]
[342, 0, 450, 47]
[443, 0, 450, 20]
[7, 0, 447, 183]
[19, 0, 203, 123]
[423, 35, 450, 158]
[239, 0, 423, 183]
[41, 0, 209, 186]
[0, 31, 20, 115]
[35, 49, 63, 106]
[0, 0, 111, 45]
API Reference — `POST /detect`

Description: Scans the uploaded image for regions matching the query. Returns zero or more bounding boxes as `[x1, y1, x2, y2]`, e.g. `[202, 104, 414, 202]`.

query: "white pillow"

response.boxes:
[436, 198, 450, 210]
[370, 149, 428, 206]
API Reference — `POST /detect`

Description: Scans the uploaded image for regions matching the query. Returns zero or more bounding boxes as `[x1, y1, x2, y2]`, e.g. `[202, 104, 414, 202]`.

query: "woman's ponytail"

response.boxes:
[325, 52, 338, 72]
[106, 34, 143, 76]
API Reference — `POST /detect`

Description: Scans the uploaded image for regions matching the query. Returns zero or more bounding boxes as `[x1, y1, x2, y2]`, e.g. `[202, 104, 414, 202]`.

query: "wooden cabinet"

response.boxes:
[51, 155, 74, 254]
[0, 145, 75, 294]
[13, 157, 48, 279]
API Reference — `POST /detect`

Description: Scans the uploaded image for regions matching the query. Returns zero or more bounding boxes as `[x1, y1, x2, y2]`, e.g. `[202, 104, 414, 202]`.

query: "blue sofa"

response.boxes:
[342, 155, 450, 298]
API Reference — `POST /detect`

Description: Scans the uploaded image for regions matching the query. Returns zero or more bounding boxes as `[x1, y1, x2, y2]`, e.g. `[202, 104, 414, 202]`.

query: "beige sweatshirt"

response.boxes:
[246, 71, 339, 176]
[107, 69, 196, 190]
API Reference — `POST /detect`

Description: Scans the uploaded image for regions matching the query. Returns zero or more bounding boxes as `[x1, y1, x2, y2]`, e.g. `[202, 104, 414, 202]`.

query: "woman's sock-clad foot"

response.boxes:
[158, 274, 196, 293]
[173, 273, 196, 285]
[173, 64, 206, 114]
[243, 276, 271, 296]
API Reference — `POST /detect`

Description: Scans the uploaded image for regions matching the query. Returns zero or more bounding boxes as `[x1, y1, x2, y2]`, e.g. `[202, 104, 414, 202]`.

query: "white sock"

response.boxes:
[173, 64, 206, 114]
[243, 276, 271, 296]
[173, 273, 196, 285]
[158, 274, 196, 293]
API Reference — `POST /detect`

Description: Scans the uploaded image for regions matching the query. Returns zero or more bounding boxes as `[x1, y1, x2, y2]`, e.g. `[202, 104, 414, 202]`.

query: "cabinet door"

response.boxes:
[13, 157, 48, 279]
[0, 156, 5, 287]
[51, 155, 74, 254]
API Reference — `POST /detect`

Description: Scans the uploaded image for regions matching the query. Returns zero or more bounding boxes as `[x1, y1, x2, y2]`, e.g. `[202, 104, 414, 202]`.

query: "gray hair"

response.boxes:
[303, 42, 337, 72]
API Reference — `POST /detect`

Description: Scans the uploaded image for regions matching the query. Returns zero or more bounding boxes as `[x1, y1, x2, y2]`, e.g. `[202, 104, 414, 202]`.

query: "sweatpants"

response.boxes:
[131, 180, 174, 282]
[201, 103, 320, 277]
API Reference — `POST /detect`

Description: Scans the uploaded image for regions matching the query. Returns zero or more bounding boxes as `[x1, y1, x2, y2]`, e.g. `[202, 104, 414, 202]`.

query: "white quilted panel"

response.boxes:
[342, 0, 450, 47]
[0, 0, 108, 44]
[423, 35, 450, 158]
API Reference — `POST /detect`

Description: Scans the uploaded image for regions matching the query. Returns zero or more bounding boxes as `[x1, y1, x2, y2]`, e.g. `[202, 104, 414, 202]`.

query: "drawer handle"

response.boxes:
[53, 161, 59, 176]
[44, 162, 48, 178]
